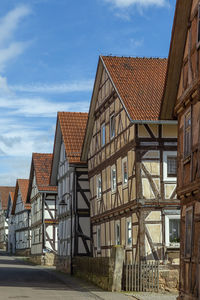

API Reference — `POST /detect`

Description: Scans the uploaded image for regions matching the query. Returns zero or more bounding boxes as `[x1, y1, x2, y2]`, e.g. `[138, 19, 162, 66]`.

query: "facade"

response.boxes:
[0, 186, 15, 250]
[6, 191, 15, 254]
[11, 179, 30, 256]
[26, 153, 57, 265]
[81, 56, 180, 263]
[160, 0, 200, 298]
[50, 112, 91, 273]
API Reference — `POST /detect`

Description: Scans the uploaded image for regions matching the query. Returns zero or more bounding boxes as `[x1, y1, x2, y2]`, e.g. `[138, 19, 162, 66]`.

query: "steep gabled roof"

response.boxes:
[50, 112, 88, 185]
[27, 153, 57, 202]
[0, 186, 15, 210]
[81, 55, 168, 161]
[102, 56, 167, 121]
[12, 179, 30, 214]
[160, 0, 193, 119]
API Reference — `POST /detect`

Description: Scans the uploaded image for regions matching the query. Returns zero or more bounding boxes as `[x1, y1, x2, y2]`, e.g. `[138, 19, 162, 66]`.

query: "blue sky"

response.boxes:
[0, 0, 176, 186]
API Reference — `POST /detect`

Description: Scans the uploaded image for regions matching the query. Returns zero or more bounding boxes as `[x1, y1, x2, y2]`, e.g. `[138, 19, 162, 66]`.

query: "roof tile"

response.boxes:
[0, 186, 15, 210]
[58, 112, 88, 163]
[102, 56, 167, 121]
[32, 153, 57, 191]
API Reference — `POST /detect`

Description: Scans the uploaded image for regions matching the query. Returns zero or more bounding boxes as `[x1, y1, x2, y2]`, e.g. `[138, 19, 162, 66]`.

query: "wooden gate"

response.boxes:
[123, 261, 159, 292]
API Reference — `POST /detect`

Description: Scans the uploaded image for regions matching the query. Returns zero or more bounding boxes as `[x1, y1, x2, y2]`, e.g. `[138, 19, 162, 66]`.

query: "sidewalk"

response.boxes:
[127, 292, 178, 300]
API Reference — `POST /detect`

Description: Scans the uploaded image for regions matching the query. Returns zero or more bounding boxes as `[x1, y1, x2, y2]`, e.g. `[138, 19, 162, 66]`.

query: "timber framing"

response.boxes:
[81, 55, 179, 263]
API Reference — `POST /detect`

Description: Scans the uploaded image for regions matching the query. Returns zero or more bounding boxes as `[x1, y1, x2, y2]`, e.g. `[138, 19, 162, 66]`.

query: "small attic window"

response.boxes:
[197, 4, 200, 44]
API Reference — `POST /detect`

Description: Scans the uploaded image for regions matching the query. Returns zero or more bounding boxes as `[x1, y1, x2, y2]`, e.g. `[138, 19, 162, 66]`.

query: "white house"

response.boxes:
[6, 191, 16, 254]
[12, 179, 30, 256]
[26, 152, 57, 265]
[50, 112, 91, 274]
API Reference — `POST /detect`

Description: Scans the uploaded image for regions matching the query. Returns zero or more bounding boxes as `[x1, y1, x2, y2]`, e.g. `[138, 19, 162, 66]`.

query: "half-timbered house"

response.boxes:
[12, 179, 30, 256]
[81, 55, 179, 264]
[26, 153, 57, 265]
[50, 112, 91, 273]
[160, 0, 200, 298]
[0, 186, 15, 250]
[6, 191, 15, 254]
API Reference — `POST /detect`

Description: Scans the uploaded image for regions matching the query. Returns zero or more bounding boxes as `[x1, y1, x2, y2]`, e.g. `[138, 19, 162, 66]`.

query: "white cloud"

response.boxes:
[0, 5, 31, 46]
[10, 79, 93, 94]
[0, 5, 31, 71]
[104, 0, 167, 8]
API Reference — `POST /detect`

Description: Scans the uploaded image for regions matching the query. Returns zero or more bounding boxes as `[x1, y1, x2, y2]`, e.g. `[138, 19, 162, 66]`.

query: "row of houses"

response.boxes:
[0, 55, 180, 272]
[2, 0, 198, 297]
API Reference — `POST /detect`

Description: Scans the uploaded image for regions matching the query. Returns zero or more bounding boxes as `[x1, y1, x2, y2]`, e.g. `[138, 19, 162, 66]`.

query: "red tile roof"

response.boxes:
[58, 112, 88, 163]
[0, 186, 15, 210]
[101, 56, 168, 121]
[12, 179, 30, 214]
[32, 153, 57, 191]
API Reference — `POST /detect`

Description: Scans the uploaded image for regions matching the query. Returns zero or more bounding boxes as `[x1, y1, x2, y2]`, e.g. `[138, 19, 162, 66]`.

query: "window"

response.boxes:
[163, 151, 177, 181]
[122, 157, 128, 185]
[126, 217, 132, 247]
[184, 110, 191, 158]
[165, 214, 180, 247]
[111, 165, 116, 192]
[101, 123, 106, 146]
[115, 221, 121, 245]
[97, 226, 101, 252]
[96, 174, 102, 199]
[198, 4, 200, 44]
[110, 115, 115, 139]
[167, 156, 177, 177]
[185, 206, 193, 258]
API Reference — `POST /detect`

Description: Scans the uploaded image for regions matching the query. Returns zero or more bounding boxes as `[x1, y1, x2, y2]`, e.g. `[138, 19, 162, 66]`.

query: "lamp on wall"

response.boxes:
[58, 192, 71, 206]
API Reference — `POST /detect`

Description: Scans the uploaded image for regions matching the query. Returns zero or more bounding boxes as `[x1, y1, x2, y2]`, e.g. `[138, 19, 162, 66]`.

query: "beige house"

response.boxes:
[81, 55, 179, 264]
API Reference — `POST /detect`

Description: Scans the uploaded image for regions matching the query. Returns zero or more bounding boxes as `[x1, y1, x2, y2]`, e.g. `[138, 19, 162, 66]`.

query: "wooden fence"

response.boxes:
[123, 261, 159, 292]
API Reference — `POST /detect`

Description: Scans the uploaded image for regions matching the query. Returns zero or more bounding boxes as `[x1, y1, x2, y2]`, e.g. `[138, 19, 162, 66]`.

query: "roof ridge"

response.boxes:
[101, 55, 167, 60]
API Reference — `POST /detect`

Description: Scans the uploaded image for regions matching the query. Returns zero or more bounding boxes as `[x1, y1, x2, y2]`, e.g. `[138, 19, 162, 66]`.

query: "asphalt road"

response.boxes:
[0, 251, 133, 300]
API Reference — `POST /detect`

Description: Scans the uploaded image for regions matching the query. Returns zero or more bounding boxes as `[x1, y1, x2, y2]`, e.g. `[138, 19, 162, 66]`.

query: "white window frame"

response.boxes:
[111, 164, 116, 193]
[165, 215, 180, 248]
[126, 217, 132, 248]
[101, 123, 106, 147]
[96, 225, 101, 252]
[110, 114, 115, 139]
[115, 220, 121, 245]
[96, 174, 102, 199]
[122, 156, 128, 186]
[163, 151, 177, 182]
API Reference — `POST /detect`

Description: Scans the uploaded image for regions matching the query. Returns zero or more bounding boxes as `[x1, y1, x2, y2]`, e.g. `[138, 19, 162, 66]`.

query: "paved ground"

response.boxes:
[0, 251, 133, 300]
[127, 292, 178, 300]
[0, 251, 178, 300]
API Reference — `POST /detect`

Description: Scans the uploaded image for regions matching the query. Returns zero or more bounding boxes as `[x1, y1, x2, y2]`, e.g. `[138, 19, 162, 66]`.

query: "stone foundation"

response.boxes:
[73, 246, 125, 291]
[159, 265, 179, 292]
[29, 253, 56, 266]
[56, 256, 71, 274]
[15, 249, 30, 257]
[0, 242, 6, 250]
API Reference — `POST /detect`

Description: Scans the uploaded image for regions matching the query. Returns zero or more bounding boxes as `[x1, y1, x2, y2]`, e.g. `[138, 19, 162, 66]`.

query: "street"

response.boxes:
[0, 252, 133, 300]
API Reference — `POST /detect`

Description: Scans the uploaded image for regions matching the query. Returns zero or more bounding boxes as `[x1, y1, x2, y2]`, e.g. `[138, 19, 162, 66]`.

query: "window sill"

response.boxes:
[111, 190, 116, 195]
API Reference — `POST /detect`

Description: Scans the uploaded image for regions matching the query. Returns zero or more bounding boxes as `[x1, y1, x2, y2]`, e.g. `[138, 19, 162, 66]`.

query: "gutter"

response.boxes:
[131, 120, 177, 125]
